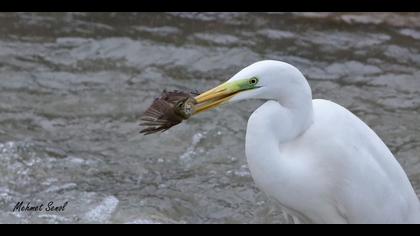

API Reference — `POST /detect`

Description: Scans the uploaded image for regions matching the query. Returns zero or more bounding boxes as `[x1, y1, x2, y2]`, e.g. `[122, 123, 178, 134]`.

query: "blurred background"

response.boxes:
[0, 12, 419, 223]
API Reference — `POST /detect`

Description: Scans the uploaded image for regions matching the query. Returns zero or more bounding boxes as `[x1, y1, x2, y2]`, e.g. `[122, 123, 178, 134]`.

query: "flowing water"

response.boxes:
[0, 12, 419, 223]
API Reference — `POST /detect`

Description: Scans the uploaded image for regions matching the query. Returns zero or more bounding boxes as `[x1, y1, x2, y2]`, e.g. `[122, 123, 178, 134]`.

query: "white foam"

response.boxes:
[179, 133, 204, 160]
[126, 218, 162, 224]
[43, 183, 77, 193]
[38, 214, 71, 223]
[0, 141, 16, 153]
[66, 156, 85, 165]
[234, 165, 251, 177]
[0, 187, 16, 202]
[83, 196, 119, 223]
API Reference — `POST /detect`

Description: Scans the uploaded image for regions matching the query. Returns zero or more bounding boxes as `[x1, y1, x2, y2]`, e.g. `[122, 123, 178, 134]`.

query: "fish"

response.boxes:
[139, 90, 198, 135]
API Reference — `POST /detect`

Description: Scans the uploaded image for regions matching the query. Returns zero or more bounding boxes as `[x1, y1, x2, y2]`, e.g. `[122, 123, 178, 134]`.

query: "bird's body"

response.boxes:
[192, 60, 420, 223]
[246, 99, 420, 223]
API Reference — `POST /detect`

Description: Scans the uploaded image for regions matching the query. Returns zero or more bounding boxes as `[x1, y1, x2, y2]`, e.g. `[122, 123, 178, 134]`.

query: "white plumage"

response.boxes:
[216, 60, 420, 223]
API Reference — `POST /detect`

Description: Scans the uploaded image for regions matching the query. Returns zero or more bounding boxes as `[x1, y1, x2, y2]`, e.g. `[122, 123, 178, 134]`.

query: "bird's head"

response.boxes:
[193, 60, 309, 114]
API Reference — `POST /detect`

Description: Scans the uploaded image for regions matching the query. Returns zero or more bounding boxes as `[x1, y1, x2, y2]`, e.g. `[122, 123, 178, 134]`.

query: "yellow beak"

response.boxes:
[193, 82, 239, 115]
[192, 77, 260, 115]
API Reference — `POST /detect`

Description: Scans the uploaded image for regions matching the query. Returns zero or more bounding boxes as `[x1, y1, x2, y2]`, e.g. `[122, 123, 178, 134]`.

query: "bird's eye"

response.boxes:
[249, 77, 258, 85]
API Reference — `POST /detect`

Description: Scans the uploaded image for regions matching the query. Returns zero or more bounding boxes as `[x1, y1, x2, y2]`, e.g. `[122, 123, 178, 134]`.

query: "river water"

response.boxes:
[0, 12, 419, 223]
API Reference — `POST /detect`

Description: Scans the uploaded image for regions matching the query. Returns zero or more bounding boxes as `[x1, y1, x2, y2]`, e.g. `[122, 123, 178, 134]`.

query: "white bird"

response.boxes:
[192, 60, 420, 224]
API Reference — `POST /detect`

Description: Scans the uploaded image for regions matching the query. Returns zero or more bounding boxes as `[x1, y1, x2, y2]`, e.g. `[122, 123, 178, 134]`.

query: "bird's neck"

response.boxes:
[245, 90, 314, 186]
[247, 93, 313, 151]
[247, 75, 314, 144]
[270, 75, 314, 143]
[279, 89, 314, 140]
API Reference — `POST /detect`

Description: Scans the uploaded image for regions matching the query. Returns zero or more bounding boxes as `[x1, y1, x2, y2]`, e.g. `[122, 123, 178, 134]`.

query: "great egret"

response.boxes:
[192, 60, 420, 224]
